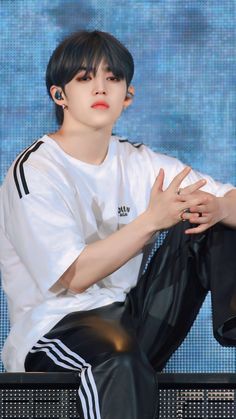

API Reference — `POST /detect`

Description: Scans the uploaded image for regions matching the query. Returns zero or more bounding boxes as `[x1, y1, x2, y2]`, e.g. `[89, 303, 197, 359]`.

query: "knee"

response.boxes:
[108, 349, 148, 374]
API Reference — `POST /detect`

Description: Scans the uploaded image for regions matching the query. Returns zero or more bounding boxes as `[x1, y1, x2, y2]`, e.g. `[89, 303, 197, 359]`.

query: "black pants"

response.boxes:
[25, 222, 236, 419]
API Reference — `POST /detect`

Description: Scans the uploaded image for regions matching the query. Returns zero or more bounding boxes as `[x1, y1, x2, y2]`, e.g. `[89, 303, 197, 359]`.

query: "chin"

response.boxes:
[90, 118, 117, 130]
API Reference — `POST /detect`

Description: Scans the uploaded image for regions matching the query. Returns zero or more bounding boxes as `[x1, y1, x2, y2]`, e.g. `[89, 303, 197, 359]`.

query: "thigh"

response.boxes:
[25, 302, 143, 372]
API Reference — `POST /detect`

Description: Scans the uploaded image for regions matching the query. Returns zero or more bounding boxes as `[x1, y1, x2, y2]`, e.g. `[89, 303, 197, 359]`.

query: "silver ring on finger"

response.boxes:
[179, 208, 190, 222]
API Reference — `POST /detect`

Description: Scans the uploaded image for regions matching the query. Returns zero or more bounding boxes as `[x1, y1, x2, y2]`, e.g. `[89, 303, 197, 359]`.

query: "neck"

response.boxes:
[49, 124, 113, 165]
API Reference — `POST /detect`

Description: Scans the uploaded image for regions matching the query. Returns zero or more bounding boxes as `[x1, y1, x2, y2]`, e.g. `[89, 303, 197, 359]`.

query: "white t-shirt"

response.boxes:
[0, 134, 234, 371]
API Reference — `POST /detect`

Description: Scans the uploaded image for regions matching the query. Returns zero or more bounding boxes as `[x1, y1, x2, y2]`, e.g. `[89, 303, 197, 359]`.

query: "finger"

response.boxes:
[189, 205, 207, 213]
[178, 195, 208, 208]
[185, 223, 210, 234]
[179, 179, 206, 195]
[180, 211, 201, 222]
[152, 168, 165, 193]
[188, 214, 209, 224]
[168, 166, 192, 192]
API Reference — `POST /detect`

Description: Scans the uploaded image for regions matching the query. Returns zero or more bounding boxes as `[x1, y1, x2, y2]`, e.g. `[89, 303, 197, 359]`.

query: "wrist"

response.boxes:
[140, 210, 160, 236]
[218, 196, 229, 221]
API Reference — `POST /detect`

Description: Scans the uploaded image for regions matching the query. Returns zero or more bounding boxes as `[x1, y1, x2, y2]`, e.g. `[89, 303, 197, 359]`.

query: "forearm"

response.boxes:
[220, 189, 236, 228]
[60, 167, 205, 292]
[60, 211, 156, 293]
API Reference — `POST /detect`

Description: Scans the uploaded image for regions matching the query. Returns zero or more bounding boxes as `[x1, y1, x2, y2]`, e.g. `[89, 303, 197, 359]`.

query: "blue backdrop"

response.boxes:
[1, 0, 236, 372]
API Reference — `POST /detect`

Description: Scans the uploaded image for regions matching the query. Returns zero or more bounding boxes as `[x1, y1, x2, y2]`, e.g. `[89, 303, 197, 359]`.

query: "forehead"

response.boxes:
[78, 60, 112, 73]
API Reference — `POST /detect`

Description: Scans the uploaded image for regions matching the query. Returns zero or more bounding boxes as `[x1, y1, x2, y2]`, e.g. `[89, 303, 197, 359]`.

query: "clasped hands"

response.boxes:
[148, 166, 228, 234]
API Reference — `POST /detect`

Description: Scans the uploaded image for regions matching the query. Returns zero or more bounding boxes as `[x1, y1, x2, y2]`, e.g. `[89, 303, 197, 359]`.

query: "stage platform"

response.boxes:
[1, 372, 236, 418]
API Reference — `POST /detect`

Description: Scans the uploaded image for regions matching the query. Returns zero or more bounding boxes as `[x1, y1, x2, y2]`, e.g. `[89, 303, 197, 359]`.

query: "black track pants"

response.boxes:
[25, 222, 236, 419]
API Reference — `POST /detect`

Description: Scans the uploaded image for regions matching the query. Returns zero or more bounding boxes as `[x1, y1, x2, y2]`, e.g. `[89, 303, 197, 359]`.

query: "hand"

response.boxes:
[178, 189, 228, 234]
[146, 167, 206, 231]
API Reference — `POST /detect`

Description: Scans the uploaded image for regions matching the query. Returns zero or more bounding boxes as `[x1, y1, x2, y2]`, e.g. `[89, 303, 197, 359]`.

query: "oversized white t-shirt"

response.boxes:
[0, 134, 234, 371]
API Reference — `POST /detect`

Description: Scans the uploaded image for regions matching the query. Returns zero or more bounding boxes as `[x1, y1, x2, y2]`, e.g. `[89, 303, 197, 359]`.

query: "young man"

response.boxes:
[1, 30, 236, 419]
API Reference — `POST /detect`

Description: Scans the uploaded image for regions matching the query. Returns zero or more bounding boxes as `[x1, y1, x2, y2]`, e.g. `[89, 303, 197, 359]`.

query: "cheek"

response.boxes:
[112, 90, 127, 108]
[65, 84, 86, 101]
[111, 101, 125, 116]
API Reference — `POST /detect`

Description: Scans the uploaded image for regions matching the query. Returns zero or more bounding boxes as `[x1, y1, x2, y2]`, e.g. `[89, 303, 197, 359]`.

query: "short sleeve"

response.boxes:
[145, 147, 236, 196]
[5, 169, 86, 295]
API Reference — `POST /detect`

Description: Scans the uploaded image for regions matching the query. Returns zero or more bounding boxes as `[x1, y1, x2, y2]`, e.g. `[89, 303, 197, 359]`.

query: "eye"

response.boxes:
[107, 75, 121, 81]
[76, 76, 92, 82]
[75, 72, 92, 82]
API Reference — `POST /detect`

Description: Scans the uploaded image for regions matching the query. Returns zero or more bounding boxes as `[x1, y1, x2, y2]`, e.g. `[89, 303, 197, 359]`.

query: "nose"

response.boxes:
[95, 89, 106, 95]
[92, 77, 107, 95]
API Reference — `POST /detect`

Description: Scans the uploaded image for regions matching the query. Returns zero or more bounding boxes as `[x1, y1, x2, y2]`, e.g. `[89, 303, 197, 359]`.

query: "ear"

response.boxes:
[123, 85, 135, 109]
[50, 85, 67, 106]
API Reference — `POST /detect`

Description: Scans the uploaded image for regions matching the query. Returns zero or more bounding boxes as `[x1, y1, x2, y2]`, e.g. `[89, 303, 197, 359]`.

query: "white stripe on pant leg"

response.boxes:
[33, 341, 82, 370]
[30, 346, 89, 419]
[40, 337, 101, 419]
[31, 344, 94, 419]
[30, 347, 78, 370]
[31, 343, 95, 419]
[79, 387, 89, 419]
[32, 339, 101, 419]
[41, 336, 92, 364]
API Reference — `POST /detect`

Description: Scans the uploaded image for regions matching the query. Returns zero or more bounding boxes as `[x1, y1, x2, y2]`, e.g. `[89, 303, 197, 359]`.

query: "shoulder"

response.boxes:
[113, 136, 149, 163]
[115, 136, 143, 150]
[2, 135, 71, 201]
[9, 137, 47, 199]
[113, 135, 181, 167]
[112, 136, 189, 189]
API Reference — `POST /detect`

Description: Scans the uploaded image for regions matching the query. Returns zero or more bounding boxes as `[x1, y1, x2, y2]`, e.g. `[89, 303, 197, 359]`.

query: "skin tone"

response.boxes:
[49, 59, 236, 293]
[50, 61, 134, 165]
[153, 169, 236, 234]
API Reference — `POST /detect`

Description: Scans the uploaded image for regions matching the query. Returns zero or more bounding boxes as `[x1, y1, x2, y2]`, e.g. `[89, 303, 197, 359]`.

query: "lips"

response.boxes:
[91, 101, 109, 109]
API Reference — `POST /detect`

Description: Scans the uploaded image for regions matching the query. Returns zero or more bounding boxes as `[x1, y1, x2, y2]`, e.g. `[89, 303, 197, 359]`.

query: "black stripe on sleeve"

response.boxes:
[13, 140, 44, 198]
[19, 141, 44, 196]
[118, 138, 143, 148]
[13, 142, 37, 198]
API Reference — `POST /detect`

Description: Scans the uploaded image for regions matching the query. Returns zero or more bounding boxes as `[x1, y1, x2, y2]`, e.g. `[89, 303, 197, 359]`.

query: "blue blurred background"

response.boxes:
[1, 0, 236, 372]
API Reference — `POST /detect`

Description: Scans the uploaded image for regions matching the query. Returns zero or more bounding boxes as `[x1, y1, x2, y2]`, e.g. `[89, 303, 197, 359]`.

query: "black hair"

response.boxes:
[46, 30, 134, 125]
